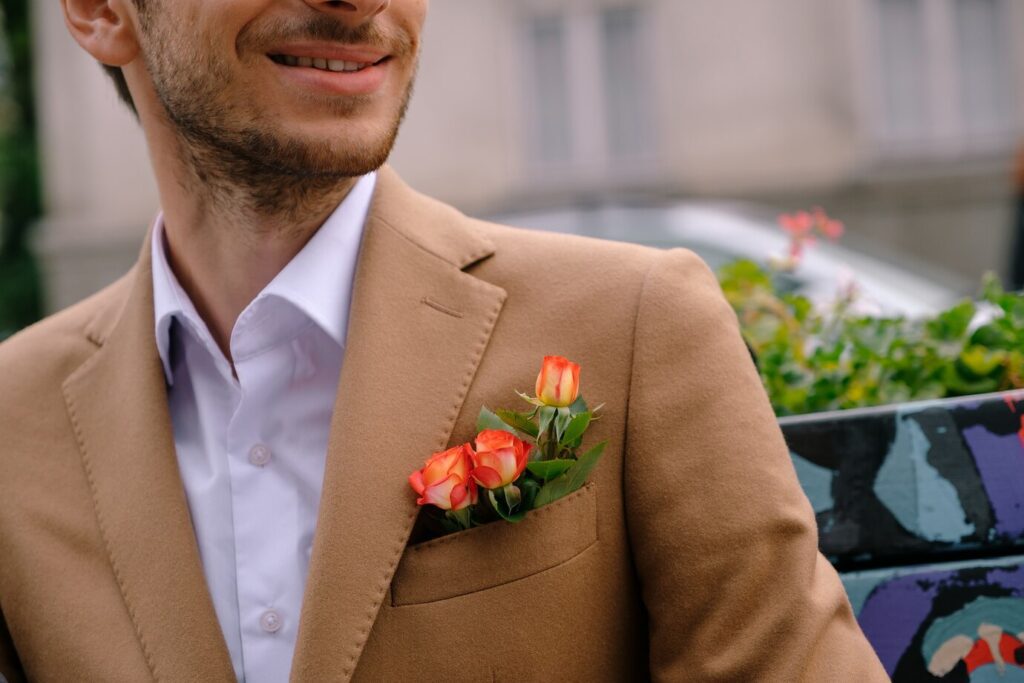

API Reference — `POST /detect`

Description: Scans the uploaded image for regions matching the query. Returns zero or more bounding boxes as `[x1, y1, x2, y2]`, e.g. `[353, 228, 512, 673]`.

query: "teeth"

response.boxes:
[276, 55, 373, 72]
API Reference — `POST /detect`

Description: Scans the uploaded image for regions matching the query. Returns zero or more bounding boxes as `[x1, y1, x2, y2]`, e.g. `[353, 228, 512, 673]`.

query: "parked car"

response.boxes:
[489, 202, 963, 317]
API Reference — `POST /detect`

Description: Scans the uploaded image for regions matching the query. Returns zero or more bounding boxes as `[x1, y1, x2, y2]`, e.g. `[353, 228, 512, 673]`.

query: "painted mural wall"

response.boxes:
[783, 391, 1024, 681]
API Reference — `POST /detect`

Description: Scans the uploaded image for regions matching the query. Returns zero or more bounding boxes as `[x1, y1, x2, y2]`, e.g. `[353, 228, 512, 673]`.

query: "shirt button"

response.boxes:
[248, 444, 272, 467]
[260, 609, 282, 633]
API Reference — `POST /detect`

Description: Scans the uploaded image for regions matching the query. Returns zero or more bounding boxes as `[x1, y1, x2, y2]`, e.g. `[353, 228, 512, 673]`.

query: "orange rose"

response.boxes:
[408, 444, 478, 511]
[471, 429, 532, 490]
[535, 355, 580, 408]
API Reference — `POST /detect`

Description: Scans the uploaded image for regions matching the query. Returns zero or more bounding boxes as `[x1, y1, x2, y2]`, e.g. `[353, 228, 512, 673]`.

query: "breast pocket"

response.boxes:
[391, 482, 598, 606]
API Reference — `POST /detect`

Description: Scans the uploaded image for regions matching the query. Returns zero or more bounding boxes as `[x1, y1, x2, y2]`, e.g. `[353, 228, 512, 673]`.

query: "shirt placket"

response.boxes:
[227, 331, 301, 683]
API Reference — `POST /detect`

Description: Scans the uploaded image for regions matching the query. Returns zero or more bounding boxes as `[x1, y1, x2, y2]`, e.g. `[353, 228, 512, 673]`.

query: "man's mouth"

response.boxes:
[265, 43, 393, 96]
[268, 53, 390, 73]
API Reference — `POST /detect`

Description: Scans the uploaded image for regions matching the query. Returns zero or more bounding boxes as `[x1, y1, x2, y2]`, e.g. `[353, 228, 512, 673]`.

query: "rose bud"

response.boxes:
[535, 355, 581, 408]
[471, 429, 532, 490]
[408, 444, 478, 511]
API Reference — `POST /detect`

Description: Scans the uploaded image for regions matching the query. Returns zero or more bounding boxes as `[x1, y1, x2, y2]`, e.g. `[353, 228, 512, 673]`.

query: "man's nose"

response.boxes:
[303, 0, 391, 25]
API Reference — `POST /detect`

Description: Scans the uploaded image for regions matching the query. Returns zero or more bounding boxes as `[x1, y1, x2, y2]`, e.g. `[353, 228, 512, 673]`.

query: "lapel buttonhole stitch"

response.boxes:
[421, 297, 465, 319]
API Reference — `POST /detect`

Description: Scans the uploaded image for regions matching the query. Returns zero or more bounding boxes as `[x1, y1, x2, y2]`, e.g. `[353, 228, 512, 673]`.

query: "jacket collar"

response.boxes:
[64, 165, 507, 682]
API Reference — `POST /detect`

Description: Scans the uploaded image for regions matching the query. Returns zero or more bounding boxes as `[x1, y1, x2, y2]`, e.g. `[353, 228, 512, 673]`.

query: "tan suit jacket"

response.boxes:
[0, 167, 887, 682]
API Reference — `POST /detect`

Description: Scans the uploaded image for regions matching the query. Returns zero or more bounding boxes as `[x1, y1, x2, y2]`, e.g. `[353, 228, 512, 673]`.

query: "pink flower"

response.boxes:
[471, 430, 532, 490]
[409, 444, 478, 511]
[778, 208, 844, 270]
[779, 211, 814, 238]
[812, 207, 844, 240]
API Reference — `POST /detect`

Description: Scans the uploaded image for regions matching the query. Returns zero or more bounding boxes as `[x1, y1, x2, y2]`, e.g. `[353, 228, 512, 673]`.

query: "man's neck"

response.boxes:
[157, 169, 358, 362]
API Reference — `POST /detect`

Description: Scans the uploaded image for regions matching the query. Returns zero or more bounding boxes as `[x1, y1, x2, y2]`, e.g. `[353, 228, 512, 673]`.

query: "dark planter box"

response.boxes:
[781, 390, 1024, 680]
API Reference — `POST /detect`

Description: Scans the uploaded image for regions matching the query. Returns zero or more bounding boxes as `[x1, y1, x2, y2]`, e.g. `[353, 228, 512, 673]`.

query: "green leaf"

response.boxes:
[495, 408, 540, 438]
[957, 345, 1005, 379]
[519, 477, 541, 511]
[560, 411, 591, 447]
[569, 395, 589, 415]
[516, 391, 546, 407]
[476, 406, 517, 435]
[533, 441, 607, 508]
[926, 300, 976, 340]
[537, 406, 557, 436]
[488, 488, 525, 523]
[526, 459, 575, 482]
[444, 508, 472, 530]
[503, 483, 522, 510]
[971, 324, 1015, 350]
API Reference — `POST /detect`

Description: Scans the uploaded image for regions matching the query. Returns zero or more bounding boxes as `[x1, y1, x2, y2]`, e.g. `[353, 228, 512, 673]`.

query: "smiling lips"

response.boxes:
[267, 48, 392, 96]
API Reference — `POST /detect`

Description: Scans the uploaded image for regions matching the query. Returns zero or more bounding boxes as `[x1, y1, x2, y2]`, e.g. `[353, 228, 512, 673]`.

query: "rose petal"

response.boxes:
[472, 465, 504, 490]
[408, 470, 425, 496]
[421, 475, 458, 509]
[449, 482, 469, 510]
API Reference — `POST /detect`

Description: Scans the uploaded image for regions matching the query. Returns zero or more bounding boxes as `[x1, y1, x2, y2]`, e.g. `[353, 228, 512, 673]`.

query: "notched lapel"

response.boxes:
[61, 244, 236, 682]
[290, 170, 507, 682]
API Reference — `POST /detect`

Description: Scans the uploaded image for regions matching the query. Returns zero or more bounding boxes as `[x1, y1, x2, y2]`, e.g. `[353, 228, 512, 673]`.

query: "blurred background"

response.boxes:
[1, 0, 1023, 337]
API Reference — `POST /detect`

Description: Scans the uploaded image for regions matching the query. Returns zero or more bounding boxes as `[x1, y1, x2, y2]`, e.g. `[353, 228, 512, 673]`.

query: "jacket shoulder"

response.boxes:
[472, 218, 718, 297]
[475, 219, 658, 266]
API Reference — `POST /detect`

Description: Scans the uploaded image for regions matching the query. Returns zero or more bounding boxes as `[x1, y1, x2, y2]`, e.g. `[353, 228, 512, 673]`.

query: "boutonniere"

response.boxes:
[408, 355, 606, 533]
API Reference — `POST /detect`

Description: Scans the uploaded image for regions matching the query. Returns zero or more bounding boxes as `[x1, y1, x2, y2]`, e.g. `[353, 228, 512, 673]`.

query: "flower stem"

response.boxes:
[545, 418, 558, 460]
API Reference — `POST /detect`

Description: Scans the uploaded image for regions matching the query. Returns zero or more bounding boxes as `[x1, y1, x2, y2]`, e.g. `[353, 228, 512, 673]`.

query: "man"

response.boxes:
[0, 0, 888, 680]
[1011, 142, 1024, 290]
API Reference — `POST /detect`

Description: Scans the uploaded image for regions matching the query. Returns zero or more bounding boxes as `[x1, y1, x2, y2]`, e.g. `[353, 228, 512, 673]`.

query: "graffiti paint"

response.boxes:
[782, 390, 1024, 565]
[784, 391, 1024, 681]
[844, 556, 1024, 680]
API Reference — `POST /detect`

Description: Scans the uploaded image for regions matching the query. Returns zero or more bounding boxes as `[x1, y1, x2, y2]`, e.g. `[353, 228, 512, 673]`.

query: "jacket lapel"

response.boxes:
[289, 167, 507, 681]
[61, 242, 236, 680]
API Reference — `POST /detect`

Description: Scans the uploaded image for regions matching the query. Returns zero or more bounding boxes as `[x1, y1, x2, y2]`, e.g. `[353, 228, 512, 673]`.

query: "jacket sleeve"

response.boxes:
[623, 248, 889, 682]
[0, 605, 25, 683]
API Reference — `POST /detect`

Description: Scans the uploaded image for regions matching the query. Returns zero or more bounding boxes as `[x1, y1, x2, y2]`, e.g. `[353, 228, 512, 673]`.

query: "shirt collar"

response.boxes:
[152, 172, 377, 383]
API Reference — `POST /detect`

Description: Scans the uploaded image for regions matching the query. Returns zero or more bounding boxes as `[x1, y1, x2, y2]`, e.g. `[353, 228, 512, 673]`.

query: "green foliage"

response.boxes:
[531, 441, 605, 509]
[719, 260, 1024, 416]
[0, 0, 43, 340]
[476, 406, 519, 436]
[525, 459, 575, 482]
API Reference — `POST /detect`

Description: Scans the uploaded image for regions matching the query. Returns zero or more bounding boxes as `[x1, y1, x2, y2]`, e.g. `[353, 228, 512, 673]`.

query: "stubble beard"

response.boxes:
[139, 9, 416, 225]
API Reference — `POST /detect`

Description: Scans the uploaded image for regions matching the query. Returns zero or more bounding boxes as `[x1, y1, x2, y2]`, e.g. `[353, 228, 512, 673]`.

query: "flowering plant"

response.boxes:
[409, 355, 606, 532]
[721, 208, 1024, 416]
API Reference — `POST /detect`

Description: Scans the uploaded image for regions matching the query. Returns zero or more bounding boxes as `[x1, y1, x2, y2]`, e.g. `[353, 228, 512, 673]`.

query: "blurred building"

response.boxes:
[32, 0, 1024, 311]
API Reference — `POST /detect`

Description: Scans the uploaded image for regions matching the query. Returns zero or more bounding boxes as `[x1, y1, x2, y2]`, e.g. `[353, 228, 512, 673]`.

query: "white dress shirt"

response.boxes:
[151, 173, 377, 682]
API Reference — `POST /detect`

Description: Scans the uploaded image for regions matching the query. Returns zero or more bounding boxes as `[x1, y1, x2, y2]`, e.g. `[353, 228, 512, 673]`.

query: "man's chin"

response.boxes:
[222, 118, 395, 176]
[280, 141, 395, 179]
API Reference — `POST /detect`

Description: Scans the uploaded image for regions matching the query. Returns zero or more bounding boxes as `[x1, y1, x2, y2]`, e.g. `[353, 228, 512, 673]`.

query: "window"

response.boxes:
[523, 4, 658, 178]
[527, 16, 572, 166]
[878, 0, 928, 141]
[954, 0, 1013, 136]
[873, 0, 1016, 154]
[601, 7, 656, 161]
